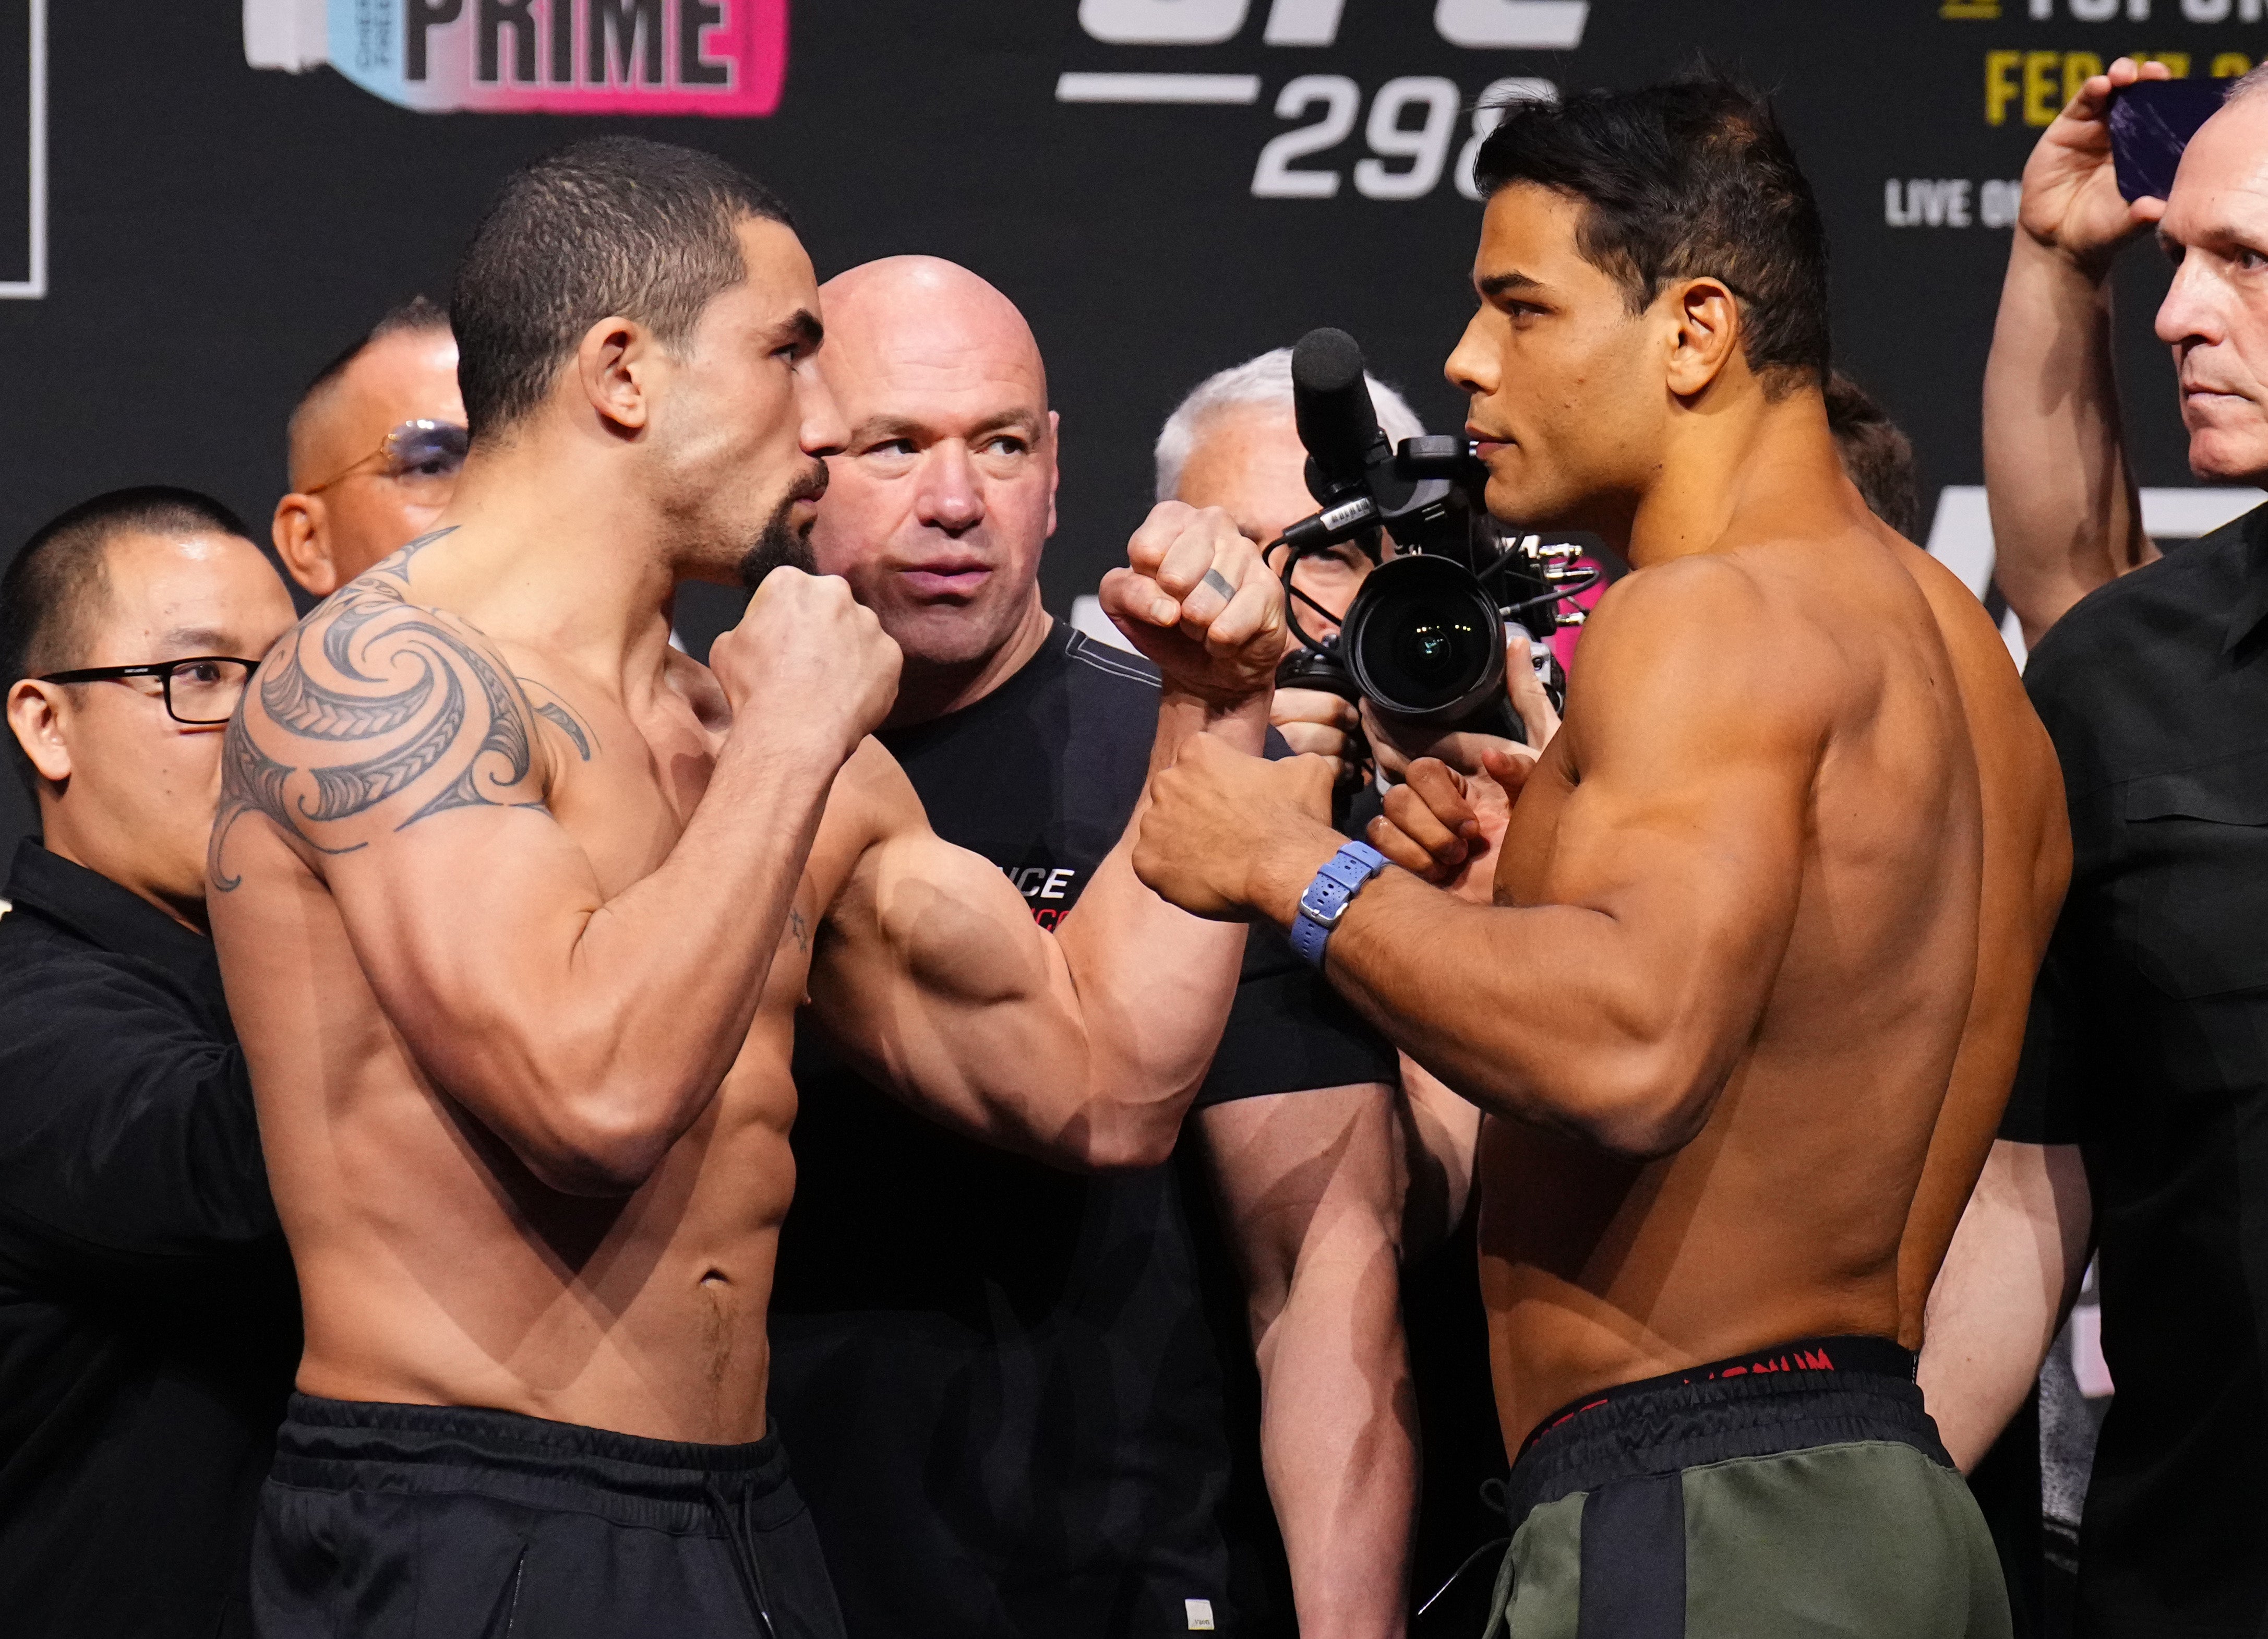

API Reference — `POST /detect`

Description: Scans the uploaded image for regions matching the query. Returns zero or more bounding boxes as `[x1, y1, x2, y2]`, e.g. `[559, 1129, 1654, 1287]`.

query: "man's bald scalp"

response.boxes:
[820, 257, 1050, 413]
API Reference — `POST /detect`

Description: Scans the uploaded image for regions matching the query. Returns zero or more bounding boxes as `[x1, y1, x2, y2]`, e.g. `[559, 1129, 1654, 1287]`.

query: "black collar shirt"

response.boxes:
[0, 839, 299, 1638]
[2001, 502, 2268, 1637]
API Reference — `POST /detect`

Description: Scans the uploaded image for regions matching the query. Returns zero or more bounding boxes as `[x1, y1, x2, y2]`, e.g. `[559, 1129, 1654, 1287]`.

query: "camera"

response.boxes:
[1271, 328, 1595, 745]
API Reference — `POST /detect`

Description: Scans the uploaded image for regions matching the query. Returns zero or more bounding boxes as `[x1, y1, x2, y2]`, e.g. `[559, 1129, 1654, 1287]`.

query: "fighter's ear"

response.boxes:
[1662, 277, 1743, 400]
[573, 314, 653, 435]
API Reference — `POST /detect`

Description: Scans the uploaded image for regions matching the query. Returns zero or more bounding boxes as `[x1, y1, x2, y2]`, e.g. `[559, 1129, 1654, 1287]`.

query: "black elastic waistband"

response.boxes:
[1505, 1335, 1946, 1527]
[1518, 1334, 1916, 1457]
[269, 1393, 798, 1534]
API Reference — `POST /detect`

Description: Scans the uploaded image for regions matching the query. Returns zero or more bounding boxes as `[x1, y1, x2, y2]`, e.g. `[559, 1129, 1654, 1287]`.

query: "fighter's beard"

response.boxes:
[736, 462, 829, 589]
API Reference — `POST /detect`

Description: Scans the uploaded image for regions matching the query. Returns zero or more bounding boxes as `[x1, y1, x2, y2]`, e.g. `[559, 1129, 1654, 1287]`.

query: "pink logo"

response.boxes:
[246, 1, 790, 118]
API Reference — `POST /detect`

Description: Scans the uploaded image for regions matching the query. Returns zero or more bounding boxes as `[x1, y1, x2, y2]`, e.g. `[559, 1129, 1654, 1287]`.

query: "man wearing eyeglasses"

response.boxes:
[0, 486, 300, 1637]
[271, 295, 467, 599]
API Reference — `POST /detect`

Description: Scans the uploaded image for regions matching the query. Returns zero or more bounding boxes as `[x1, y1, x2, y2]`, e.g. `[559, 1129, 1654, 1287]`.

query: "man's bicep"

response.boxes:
[325, 805, 601, 1036]
[810, 788, 1075, 1114]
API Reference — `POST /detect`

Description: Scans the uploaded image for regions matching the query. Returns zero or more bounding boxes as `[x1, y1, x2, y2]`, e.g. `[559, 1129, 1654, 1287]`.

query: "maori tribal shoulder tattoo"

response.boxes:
[209, 530, 595, 891]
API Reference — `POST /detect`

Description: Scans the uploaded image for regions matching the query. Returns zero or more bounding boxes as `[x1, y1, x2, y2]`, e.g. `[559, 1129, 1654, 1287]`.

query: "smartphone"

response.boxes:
[2108, 79, 2229, 202]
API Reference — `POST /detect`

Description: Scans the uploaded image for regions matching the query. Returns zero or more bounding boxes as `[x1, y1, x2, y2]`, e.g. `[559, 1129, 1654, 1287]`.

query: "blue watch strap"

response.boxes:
[1290, 840, 1390, 968]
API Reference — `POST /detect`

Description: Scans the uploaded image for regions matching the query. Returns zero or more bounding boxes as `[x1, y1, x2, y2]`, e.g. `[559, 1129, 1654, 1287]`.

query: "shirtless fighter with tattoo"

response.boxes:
[1130, 80, 2068, 1636]
[206, 139, 1281, 1637]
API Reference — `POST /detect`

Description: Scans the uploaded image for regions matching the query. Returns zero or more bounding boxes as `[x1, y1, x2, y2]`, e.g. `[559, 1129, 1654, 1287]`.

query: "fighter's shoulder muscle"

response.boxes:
[1559, 552, 1826, 773]
[209, 576, 559, 889]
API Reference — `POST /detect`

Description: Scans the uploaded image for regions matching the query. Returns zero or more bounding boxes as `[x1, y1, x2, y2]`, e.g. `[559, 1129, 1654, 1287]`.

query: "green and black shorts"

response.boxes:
[1484, 1335, 2010, 1639]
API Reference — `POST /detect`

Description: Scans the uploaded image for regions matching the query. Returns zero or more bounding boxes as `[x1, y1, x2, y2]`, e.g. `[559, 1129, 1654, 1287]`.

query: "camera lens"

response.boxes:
[1341, 555, 1507, 727]
[1393, 613, 1486, 695]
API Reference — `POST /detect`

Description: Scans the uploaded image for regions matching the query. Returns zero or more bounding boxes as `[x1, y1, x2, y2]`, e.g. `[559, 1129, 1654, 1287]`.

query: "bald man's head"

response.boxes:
[819, 256, 1050, 412]
[809, 256, 1059, 726]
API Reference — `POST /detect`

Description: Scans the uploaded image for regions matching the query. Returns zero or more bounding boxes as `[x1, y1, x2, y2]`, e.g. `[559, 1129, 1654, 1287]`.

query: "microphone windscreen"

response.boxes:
[1291, 328, 1383, 482]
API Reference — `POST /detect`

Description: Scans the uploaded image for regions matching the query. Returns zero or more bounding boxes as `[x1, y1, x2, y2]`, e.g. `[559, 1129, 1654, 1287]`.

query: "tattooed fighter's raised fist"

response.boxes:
[208, 142, 1268, 1638]
[710, 565, 902, 748]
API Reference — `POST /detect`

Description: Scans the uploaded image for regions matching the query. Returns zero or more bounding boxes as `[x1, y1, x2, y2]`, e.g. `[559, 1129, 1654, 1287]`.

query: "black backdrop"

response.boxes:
[0, 0, 2250, 848]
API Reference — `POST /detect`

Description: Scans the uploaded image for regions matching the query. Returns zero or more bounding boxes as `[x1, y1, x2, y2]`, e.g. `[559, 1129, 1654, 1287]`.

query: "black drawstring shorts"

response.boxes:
[252, 1393, 846, 1638]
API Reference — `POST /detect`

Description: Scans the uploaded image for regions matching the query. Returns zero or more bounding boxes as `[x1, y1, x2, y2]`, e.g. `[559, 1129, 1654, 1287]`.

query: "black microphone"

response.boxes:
[1291, 328, 1387, 499]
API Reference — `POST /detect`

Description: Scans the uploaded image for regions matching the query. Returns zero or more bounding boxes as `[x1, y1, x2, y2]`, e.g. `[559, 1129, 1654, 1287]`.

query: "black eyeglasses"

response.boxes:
[304, 418, 470, 497]
[35, 656, 261, 725]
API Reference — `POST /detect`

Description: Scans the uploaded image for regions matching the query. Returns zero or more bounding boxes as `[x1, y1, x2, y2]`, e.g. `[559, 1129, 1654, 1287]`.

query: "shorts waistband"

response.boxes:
[269, 1393, 799, 1534]
[1505, 1335, 1947, 1527]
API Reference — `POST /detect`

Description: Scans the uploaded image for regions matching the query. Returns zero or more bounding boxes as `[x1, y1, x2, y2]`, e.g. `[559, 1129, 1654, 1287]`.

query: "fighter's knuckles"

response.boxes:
[1126, 501, 1198, 573]
[1100, 566, 1178, 630]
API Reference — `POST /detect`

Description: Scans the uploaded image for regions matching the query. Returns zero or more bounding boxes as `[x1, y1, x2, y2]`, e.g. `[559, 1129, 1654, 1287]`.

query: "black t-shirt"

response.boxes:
[2001, 504, 2268, 1637]
[0, 840, 301, 1638]
[770, 623, 1395, 1639]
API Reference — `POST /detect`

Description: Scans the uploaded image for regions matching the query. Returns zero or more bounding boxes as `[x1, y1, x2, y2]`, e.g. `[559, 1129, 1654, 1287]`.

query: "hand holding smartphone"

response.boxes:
[2108, 78, 2231, 202]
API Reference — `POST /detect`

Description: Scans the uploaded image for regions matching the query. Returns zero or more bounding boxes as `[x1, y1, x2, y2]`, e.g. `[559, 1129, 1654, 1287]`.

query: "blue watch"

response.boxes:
[1289, 840, 1390, 968]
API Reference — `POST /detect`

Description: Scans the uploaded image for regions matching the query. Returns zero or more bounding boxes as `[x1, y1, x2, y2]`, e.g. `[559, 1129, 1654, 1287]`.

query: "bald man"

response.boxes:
[271, 297, 466, 599]
[768, 257, 1410, 1639]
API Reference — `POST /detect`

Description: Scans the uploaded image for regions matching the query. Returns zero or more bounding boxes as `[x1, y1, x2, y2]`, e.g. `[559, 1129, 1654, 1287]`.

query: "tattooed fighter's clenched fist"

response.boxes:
[207, 141, 1279, 1638]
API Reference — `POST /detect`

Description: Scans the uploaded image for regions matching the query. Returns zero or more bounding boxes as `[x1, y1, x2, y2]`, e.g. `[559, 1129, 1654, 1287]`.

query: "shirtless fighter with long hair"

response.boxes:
[1130, 79, 2068, 1637]
[208, 138, 1282, 1637]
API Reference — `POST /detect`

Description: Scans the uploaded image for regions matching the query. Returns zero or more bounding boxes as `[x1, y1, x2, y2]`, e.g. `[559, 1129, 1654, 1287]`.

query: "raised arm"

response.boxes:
[1135, 561, 1816, 1161]
[1984, 57, 2170, 644]
[805, 503, 1285, 1170]
[209, 567, 898, 1196]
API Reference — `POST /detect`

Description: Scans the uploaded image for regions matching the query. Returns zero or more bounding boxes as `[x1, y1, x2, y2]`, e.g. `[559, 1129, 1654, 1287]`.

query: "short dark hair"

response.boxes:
[287, 295, 455, 482]
[450, 136, 794, 439]
[1, 486, 254, 795]
[1825, 372, 1922, 540]
[1474, 75, 1831, 395]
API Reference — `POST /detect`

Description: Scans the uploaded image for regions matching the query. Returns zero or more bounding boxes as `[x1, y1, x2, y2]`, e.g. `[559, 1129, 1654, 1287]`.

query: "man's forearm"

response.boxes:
[1257, 1234, 1415, 1639]
[1204, 1085, 1413, 1639]
[558, 721, 845, 1073]
[1235, 829, 1686, 1151]
[1983, 233, 2152, 644]
[1050, 689, 1275, 1164]
[1918, 1139, 2093, 1470]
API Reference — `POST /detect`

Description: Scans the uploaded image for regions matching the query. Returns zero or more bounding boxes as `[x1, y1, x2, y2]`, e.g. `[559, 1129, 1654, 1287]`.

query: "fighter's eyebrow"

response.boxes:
[776, 308, 823, 352]
[1477, 269, 1546, 301]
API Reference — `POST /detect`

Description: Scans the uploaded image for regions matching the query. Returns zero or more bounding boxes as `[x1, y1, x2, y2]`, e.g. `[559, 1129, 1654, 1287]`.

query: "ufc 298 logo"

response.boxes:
[1077, 0, 1587, 47]
[1064, 1, 1586, 201]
